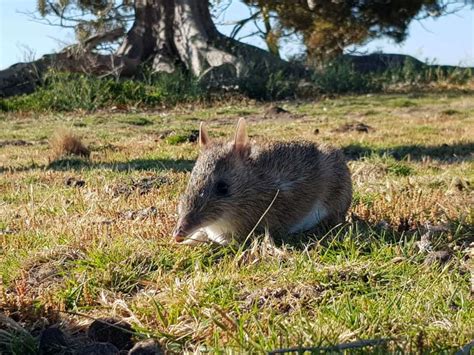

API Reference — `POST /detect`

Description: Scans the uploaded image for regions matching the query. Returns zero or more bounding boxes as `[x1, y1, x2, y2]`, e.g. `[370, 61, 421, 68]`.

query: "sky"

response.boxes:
[0, 0, 473, 70]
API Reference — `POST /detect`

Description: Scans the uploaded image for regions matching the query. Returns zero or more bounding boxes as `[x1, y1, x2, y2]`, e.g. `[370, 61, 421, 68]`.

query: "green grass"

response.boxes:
[0, 92, 473, 353]
[0, 70, 204, 112]
[1, 59, 473, 114]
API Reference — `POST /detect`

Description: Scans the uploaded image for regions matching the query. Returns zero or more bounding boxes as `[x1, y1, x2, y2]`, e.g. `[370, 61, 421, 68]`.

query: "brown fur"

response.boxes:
[50, 130, 90, 159]
[174, 118, 352, 244]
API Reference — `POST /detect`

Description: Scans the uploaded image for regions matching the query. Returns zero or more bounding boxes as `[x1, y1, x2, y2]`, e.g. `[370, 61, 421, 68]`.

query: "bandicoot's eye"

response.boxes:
[215, 181, 229, 196]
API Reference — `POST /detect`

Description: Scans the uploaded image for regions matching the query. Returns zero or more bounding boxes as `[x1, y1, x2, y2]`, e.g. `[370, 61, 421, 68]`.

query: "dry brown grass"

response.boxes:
[49, 129, 90, 159]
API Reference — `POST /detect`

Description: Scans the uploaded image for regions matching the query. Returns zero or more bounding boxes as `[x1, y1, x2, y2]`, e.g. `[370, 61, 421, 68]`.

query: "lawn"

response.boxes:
[0, 92, 473, 353]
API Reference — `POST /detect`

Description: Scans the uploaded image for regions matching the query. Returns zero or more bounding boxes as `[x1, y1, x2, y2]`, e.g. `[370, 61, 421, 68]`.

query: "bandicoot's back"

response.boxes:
[173, 118, 352, 245]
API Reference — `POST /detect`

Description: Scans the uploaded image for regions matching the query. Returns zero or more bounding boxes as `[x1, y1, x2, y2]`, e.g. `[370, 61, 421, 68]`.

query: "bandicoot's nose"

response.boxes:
[172, 226, 186, 243]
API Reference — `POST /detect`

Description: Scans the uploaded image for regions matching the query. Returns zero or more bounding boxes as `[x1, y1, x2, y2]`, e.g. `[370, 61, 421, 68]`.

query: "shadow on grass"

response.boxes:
[2, 142, 472, 174]
[343, 142, 474, 162]
[0, 157, 195, 174]
[47, 157, 195, 172]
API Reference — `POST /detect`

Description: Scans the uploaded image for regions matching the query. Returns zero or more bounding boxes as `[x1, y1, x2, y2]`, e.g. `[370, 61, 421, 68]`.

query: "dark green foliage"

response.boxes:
[166, 134, 191, 145]
[119, 116, 153, 126]
[244, 0, 448, 59]
[0, 328, 39, 355]
[1, 58, 473, 112]
[238, 70, 299, 100]
[387, 162, 414, 177]
[380, 57, 473, 85]
[0, 70, 204, 112]
[312, 59, 381, 93]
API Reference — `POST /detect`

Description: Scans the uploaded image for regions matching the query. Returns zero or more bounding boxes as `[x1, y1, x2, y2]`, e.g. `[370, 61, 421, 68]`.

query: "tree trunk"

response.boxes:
[0, 0, 299, 97]
[117, 0, 293, 83]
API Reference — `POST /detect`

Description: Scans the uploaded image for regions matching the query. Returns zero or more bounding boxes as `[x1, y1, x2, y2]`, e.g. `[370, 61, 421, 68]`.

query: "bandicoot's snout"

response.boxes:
[173, 218, 194, 243]
[172, 225, 186, 243]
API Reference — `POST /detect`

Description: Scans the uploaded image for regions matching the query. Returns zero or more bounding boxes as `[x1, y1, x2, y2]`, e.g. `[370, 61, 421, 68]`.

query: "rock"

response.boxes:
[87, 318, 133, 350]
[264, 105, 290, 117]
[128, 339, 164, 355]
[75, 342, 119, 355]
[424, 223, 450, 233]
[120, 207, 157, 220]
[376, 219, 390, 230]
[0, 227, 18, 236]
[425, 250, 452, 265]
[65, 177, 86, 188]
[334, 122, 373, 133]
[416, 232, 433, 253]
[450, 177, 470, 192]
[187, 130, 199, 143]
[135, 207, 157, 219]
[39, 327, 68, 354]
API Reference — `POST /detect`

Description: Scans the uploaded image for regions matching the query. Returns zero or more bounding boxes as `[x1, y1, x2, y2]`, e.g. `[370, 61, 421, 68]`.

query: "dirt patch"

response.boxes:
[18, 247, 85, 297]
[2, 247, 85, 326]
[119, 206, 158, 220]
[263, 105, 301, 120]
[334, 122, 374, 133]
[106, 176, 171, 197]
[264, 105, 290, 117]
[241, 284, 324, 313]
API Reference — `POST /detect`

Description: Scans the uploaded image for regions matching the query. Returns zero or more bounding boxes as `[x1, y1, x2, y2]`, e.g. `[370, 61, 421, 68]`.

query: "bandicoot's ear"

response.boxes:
[199, 122, 210, 149]
[233, 118, 248, 154]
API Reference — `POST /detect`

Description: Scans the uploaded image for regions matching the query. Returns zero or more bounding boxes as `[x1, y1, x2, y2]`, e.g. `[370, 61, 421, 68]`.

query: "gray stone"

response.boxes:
[425, 250, 452, 265]
[128, 339, 164, 355]
[75, 342, 119, 355]
[39, 327, 68, 354]
[87, 318, 133, 350]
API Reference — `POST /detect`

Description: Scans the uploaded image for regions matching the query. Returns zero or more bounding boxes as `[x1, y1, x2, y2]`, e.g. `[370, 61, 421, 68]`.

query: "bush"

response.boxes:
[237, 70, 299, 100]
[1, 55, 472, 112]
[0, 70, 204, 112]
[379, 57, 473, 86]
[311, 59, 381, 93]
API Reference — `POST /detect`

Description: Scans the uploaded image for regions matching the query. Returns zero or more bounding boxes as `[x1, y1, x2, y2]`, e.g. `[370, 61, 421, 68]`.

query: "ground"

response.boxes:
[0, 92, 473, 353]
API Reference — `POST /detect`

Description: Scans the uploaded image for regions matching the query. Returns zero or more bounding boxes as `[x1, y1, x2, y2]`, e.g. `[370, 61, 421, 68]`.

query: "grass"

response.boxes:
[1, 58, 472, 113]
[0, 92, 473, 353]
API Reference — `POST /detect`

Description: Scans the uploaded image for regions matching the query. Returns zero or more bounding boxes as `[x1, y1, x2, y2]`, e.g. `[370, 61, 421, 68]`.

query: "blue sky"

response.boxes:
[1, 0, 473, 70]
